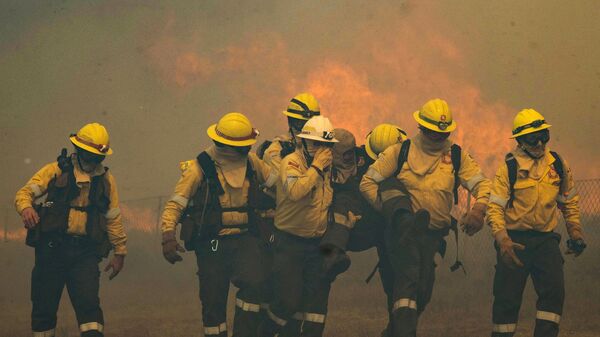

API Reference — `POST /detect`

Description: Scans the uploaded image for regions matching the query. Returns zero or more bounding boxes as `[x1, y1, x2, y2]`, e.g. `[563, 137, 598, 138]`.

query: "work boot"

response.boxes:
[321, 247, 351, 281]
[320, 222, 351, 280]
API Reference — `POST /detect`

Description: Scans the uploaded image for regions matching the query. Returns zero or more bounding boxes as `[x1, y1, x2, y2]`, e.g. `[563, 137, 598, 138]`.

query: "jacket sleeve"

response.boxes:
[556, 157, 582, 239]
[250, 153, 277, 189]
[104, 173, 127, 255]
[458, 150, 491, 204]
[160, 161, 203, 233]
[14, 162, 61, 214]
[359, 144, 402, 210]
[263, 141, 283, 174]
[485, 164, 510, 238]
[281, 156, 320, 202]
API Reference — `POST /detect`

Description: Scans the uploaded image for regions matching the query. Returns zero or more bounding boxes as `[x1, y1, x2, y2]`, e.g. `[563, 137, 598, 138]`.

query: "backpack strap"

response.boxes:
[197, 152, 225, 196]
[450, 144, 462, 205]
[549, 151, 565, 181]
[256, 140, 273, 160]
[505, 153, 518, 208]
[393, 139, 411, 177]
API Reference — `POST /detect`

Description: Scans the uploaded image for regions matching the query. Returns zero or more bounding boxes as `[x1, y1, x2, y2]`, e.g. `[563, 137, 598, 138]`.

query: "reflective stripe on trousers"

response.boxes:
[32, 329, 55, 337]
[492, 323, 517, 333]
[236, 298, 261, 312]
[80, 322, 104, 333]
[536, 310, 561, 324]
[393, 298, 417, 311]
[204, 322, 227, 335]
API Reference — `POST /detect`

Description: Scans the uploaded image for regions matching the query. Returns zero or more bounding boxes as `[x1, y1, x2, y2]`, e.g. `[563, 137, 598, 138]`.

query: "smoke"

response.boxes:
[141, 1, 517, 175]
[0, 0, 599, 205]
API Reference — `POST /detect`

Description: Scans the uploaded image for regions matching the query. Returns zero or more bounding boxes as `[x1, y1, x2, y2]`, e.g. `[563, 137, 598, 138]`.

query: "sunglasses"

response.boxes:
[518, 129, 550, 146]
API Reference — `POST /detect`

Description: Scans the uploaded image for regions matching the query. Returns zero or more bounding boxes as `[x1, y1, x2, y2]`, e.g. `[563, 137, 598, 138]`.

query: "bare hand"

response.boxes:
[21, 207, 40, 229]
[104, 255, 125, 280]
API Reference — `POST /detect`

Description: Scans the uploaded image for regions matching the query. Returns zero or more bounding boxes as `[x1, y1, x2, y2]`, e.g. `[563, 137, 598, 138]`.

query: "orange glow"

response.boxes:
[142, 2, 595, 177]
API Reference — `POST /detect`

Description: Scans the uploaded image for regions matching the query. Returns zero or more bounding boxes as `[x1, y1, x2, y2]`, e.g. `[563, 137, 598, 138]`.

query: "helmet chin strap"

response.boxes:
[301, 138, 314, 166]
[289, 127, 298, 146]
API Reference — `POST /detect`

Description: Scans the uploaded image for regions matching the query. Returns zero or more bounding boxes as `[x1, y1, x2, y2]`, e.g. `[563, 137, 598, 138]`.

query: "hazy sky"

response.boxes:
[1, 0, 599, 207]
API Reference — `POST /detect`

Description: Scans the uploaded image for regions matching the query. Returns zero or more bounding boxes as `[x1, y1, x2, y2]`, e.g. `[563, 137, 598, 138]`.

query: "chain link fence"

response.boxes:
[2, 179, 599, 250]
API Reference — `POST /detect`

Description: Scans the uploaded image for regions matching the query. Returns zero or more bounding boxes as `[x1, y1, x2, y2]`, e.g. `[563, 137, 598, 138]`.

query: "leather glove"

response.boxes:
[162, 230, 185, 264]
[345, 211, 362, 229]
[104, 254, 125, 280]
[497, 232, 525, 269]
[566, 238, 586, 257]
[460, 202, 487, 236]
[21, 207, 40, 229]
[312, 147, 333, 172]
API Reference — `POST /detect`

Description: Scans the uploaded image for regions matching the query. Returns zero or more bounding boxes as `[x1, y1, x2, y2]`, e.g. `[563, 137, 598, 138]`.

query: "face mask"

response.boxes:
[288, 117, 306, 138]
[420, 126, 450, 143]
[76, 148, 104, 172]
[214, 142, 250, 158]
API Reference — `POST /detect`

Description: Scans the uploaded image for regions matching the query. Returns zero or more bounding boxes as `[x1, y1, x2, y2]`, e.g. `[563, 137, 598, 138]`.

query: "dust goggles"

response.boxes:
[512, 119, 546, 136]
[518, 129, 549, 146]
[419, 112, 452, 131]
[71, 134, 111, 154]
[287, 98, 320, 119]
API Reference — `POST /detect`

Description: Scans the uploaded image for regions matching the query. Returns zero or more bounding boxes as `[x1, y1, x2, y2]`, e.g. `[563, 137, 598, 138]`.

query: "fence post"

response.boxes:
[4, 208, 8, 243]
[156, 196, 163, 238]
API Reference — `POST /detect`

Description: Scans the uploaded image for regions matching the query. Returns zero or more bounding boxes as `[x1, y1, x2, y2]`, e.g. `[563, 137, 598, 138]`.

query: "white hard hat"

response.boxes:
[296, 116, 339, 143]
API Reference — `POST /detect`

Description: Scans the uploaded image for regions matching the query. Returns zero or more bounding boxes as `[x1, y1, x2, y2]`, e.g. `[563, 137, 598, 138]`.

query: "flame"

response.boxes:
[141, 1, 596, 177]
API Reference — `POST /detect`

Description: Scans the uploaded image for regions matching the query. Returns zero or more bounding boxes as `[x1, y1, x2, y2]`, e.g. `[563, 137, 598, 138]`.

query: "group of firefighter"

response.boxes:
[16, 93, 587, 337]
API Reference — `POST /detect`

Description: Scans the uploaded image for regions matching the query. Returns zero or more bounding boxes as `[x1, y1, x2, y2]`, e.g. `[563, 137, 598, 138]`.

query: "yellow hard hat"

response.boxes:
[510, 108, 552, 138]
[70, 122, 113, 155]
[297, 116, 339, 143]
[207, 112, 259, 147]
[413, 98, 457, 133]
[282, 93, 321, 121]
[364, 123, 408, 160]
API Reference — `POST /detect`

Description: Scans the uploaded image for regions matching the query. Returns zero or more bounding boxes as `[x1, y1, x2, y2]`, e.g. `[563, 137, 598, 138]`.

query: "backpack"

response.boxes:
[505, 151, 564, 208]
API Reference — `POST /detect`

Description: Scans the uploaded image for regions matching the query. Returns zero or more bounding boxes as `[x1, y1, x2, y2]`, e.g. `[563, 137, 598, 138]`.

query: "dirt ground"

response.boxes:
[1, 231, 598, 337]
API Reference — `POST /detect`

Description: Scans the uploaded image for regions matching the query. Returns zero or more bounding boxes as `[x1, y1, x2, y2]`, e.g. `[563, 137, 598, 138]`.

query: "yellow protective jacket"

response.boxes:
[359, 137, 491, 230]
[262, 134, 293, 174]
[486, 147, 582, 240]
[161, 149, 275, 235]
[274, 149, 333, 238]
[14, 157, 127, 255]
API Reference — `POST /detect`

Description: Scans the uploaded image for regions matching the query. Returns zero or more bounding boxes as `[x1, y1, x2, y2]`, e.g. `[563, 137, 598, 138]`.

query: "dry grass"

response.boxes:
[1, 231, 598, 337]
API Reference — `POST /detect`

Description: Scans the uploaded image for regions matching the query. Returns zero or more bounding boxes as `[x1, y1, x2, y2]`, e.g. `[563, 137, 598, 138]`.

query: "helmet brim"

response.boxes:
[282, 110, 311, 121]
[206, 124, 258, 147]
[510, 123, 552, 139]
[364, 134, 378, 160]
[413, 110, 456, 133]
[70, 136, 113, 155]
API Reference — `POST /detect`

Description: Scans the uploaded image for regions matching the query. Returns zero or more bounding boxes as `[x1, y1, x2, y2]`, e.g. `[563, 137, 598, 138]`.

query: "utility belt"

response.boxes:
[505, 229, 561, 249]
[273, 228, 322, 246]
[37, 231, 95, 249]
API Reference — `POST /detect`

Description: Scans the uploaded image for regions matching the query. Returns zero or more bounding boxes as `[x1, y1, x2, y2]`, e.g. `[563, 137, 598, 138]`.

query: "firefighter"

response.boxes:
[160, 112, 277, 337]
[15, 122, 127, 337]
[360, 98, 491, 337]
[255, 93, 321, 334]
[351, 123, 408, 178]
[259, 116, 338, 337]
[320, 125, 406, 336]
[487, 109, 585, 337]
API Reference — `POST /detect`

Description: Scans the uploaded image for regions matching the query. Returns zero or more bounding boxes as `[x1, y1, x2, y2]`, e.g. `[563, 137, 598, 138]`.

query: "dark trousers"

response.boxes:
[195, 233, 265, 337]
[31, 234, 104, 337]
[491, 231, 564, 337]
[386, 215, 443, 337]
[261, 229, 331, 337]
